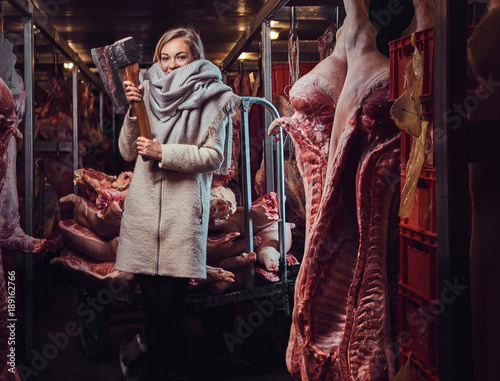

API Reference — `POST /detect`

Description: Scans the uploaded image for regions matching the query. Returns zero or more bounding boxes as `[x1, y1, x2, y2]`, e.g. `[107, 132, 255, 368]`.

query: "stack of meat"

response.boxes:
[195, 188, 298, 293]
[51, 168, 135, 300]
[52, 168, 298, 295]
[32, 65, 117, 251]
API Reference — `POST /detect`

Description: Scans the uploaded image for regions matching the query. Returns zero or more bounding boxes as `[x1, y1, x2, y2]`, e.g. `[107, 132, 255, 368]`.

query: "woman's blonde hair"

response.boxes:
[153, 27, 205, 62]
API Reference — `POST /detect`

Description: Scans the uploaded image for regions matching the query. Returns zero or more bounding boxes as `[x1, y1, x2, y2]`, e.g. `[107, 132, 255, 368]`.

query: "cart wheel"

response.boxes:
[118, 328, 148, 381]
[76, 292, 110, 361]
[199, 304, 235, 353]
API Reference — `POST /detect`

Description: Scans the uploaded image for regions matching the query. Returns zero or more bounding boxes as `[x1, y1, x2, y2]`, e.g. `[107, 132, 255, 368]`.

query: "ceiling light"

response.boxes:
[270, 20, 278, 27]
[270, 30, 279, 40]
[63, 62, 74, 70]
[238, 52, 247, 60]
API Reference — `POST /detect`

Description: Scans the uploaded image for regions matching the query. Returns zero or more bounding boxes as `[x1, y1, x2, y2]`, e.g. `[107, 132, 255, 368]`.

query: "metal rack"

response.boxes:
[2, 0, 109, 363]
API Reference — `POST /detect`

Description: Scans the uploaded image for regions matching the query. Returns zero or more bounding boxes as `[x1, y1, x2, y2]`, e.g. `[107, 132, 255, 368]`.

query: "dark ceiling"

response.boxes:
[1, 0, 341, 79]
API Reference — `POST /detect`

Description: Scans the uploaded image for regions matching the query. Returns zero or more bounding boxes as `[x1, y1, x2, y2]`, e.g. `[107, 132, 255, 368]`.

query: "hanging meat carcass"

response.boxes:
[318, 22, 337, 61]
[1, 75, 46, 381]
[402, 0, 435, 36]
[270, 0, 400, 379]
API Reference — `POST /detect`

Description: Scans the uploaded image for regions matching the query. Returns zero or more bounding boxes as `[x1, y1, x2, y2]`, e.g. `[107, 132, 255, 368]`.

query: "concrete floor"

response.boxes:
[24, 269, 295, 381]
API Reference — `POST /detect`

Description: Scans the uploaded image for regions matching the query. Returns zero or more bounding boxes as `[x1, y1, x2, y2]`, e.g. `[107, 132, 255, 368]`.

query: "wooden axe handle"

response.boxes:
[124, 62, 152, 140]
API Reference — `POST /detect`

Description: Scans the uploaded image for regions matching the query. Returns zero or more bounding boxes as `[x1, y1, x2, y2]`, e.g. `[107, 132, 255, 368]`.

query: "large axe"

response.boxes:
[91, 37, 152, 140]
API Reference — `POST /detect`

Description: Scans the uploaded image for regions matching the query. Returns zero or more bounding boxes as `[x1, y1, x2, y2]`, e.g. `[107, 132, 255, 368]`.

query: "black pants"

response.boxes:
[137, 274, 191, 378]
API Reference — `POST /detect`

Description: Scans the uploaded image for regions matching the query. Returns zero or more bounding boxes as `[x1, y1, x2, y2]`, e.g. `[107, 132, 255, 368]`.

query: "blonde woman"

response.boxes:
[116, 27, 240, 381]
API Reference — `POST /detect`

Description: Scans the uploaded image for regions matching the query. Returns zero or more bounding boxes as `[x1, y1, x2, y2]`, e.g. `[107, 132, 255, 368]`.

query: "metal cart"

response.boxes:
[55, 97, 296, 378]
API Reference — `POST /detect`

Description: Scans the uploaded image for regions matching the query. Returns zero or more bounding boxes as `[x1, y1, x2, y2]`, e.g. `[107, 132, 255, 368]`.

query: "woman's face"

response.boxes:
[160, 38, 194, 75]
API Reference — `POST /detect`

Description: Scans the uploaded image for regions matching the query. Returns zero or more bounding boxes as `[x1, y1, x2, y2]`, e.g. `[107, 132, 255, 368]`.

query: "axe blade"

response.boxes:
[109, 37, 140, 68]
[92, 45, 128, 113]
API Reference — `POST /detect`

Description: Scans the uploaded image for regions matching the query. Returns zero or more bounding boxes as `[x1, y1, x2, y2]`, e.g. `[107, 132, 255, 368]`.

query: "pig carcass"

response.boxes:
[402, 0, 435, 37]
[50, 247, 136, 303]
[73, 168, 131, 212]
[1, 77, 47, 254]
[0, 75, 44, 381]
[270, 0, 400, 379]
[318, 22, 337, 61]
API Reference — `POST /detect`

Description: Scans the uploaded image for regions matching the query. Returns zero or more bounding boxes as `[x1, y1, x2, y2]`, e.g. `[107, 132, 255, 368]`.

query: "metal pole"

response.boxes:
[112, 104, 116, 154]
[99, 90, 104, 132]
[336, 6, 340, 30]
[261, 19, 275, 193]
[243, 97, 288, 312]
[72, 65, 78, 195]
[23, 5, 34, 365]
[240, 98, 255, 289]
[434, 1, 472, 380]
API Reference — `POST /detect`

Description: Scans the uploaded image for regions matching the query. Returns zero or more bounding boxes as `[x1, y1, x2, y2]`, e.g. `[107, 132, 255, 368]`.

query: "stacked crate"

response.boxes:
[389, 28, 439, 381]
[272, 62, 316, 99]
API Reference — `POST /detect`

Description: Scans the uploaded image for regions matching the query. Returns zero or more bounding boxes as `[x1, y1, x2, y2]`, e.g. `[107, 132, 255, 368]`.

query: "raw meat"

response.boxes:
[74, 168, 119, 191]
[206, 234, 260, 262]
[74, 168, 131, 211]
[209, 269, 246, 294]
[1, 75, 43, 381]
[402, 0, 435, 36]
[59, 220, 116, 262]
[210, 251, 257, 271]
[0, 78, 47, 254]
[270, 0, 400, 379]
[209, 185, 237, 220]
[318, 22, 337, 61]
[254, 265, 279, 283]
[255, 222, 294, 271]
[188, 265, 235, 291]
[269, 14, 348, 234]
[11, 74, 25, 130]
[209, 192, 279, 234]
[50, 247, 136, 303]
[59, 194, 122, 238]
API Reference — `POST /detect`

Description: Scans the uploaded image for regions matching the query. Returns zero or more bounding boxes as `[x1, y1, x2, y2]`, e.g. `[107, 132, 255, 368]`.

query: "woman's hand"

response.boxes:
[124, 80, 144, 103]
[137, 137, 162, 161]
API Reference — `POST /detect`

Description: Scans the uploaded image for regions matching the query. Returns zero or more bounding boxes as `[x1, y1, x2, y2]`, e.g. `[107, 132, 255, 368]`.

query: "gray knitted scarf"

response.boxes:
[148, 60, 240, 175]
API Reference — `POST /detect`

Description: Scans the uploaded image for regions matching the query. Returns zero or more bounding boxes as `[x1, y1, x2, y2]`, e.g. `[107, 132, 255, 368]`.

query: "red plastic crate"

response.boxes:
[400, 234, 438, 301]
[272, 62, 316, 97]
[389, 28, 434, 102]
[400, 166, 437, 235]
[398, 292, 439, 370]
[400, 225, 437, 247]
